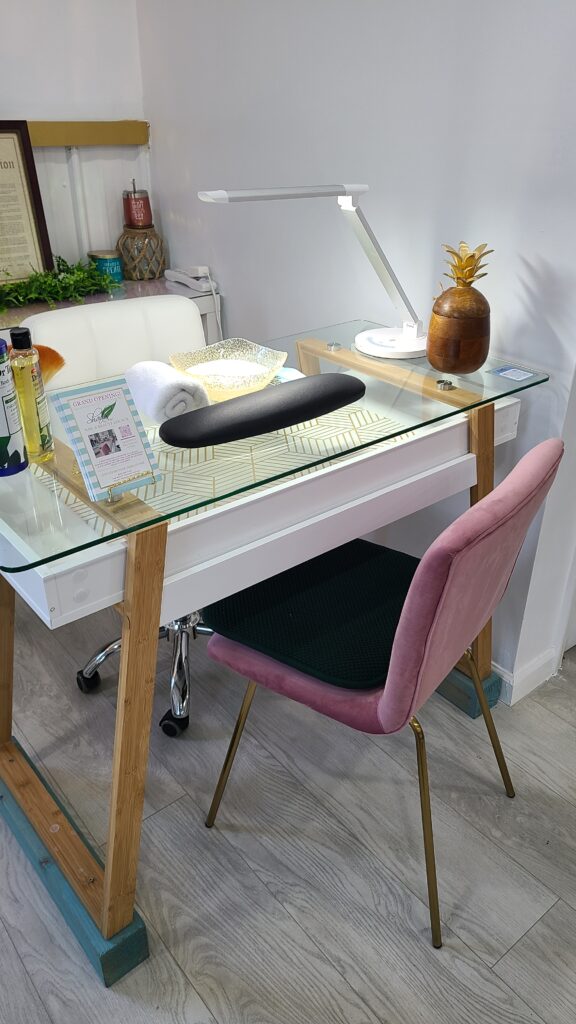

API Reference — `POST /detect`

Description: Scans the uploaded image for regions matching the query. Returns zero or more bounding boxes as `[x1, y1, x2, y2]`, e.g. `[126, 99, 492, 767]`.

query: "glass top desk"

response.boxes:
[0, 319, 549, 983]
[0, 320, 548, 574]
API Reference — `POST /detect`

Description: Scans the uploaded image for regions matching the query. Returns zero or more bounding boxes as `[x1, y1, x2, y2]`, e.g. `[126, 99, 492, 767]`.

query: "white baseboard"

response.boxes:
[496, 647, 560, 705]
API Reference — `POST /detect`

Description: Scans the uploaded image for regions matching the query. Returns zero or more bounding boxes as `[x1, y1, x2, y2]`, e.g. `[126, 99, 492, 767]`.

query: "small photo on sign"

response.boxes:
[89, 429, 121, 458]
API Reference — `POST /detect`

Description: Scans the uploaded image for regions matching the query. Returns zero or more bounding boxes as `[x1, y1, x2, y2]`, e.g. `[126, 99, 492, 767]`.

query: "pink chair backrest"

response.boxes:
[378, 439, 564, 734]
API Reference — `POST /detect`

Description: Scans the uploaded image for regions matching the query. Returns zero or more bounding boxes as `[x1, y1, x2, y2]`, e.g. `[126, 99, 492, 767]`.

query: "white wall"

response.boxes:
[2, 2, 143, 120]
[137, 0, 576, 697]
[3, 1, 575, 699]
[1, 1, 148, 260]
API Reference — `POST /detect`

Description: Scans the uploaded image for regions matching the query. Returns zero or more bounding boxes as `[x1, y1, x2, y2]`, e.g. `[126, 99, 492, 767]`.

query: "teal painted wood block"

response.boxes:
[0, 742, 149, 986]
[437, 667, 502, 718]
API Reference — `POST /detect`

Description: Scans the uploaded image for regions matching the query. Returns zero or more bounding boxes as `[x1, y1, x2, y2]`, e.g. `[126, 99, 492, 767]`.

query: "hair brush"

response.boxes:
[7, 342, 65, 383]
[36, 344, 65, 383]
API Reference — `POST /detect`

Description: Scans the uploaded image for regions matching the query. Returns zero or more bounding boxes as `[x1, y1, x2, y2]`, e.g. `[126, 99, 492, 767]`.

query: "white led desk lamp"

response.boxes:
[198, 184, 426, 358]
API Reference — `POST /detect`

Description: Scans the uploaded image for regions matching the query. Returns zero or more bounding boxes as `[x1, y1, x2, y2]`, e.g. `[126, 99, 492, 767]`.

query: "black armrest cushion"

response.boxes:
[159, 373, 366, 448]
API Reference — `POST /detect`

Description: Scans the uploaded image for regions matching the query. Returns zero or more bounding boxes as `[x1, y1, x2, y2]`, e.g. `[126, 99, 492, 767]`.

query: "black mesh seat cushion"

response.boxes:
[202, 539, 420, 690]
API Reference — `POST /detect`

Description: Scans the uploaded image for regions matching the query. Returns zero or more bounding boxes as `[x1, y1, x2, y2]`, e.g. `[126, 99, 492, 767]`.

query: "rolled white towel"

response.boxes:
[125, 360, 210, 423]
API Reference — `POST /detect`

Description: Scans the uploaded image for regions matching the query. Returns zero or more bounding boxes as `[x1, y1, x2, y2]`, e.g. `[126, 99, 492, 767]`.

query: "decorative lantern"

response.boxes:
[116, 181, 166, 281]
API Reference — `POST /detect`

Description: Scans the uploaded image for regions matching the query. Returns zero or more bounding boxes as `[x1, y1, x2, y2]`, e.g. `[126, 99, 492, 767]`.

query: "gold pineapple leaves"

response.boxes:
[443, 241, 493, 287]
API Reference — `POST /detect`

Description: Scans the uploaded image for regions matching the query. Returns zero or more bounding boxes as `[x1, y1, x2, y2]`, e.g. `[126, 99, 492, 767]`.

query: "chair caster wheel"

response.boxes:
[159, 710, 189, 737]
[76, 669, 101, 694]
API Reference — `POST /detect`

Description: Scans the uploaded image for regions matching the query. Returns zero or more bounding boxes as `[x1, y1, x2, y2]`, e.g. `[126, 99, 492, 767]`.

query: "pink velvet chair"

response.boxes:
[201, 439, 563, 948]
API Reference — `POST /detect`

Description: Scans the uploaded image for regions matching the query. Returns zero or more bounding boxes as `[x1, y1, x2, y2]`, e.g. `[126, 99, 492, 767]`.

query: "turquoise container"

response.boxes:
[87, 250, 123, 282]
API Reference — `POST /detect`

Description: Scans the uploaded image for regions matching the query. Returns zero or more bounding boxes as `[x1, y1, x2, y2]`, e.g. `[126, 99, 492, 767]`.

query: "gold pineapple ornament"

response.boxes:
[427, 242, 494, 374]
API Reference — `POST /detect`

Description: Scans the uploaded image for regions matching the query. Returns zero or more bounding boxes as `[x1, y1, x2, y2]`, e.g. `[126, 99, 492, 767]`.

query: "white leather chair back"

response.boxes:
[21, 295, 206, 391]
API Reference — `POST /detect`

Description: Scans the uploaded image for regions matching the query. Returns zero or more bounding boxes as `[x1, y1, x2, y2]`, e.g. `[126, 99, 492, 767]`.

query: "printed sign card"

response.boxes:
[51, 378, 159, 501]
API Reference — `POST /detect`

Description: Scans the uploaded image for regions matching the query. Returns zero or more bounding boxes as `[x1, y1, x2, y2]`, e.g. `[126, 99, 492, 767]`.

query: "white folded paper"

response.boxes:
[125, 360, 210, 423]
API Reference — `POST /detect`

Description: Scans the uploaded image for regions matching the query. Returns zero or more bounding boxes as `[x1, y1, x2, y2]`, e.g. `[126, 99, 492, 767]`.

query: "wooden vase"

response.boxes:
[426, 284, 490, 374]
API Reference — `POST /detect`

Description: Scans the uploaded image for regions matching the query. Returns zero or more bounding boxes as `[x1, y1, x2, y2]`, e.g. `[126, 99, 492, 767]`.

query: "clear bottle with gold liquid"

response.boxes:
[9, 328, 54, 462]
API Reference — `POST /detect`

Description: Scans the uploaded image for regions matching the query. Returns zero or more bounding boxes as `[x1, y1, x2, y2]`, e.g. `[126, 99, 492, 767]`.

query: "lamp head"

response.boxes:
[197, 190, 230, 203]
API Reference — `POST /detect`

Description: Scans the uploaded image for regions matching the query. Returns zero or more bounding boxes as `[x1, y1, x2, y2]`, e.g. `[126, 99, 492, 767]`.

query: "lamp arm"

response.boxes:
[339, 202, 419, 324]
[198, 185, 369, 203]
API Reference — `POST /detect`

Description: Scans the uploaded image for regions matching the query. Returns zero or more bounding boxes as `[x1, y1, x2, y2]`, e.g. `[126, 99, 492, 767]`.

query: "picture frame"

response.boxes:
[0, 120, 53, 283]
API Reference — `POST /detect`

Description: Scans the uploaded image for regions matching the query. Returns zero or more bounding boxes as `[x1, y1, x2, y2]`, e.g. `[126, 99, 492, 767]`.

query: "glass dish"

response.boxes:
[170, 338, 288, 402]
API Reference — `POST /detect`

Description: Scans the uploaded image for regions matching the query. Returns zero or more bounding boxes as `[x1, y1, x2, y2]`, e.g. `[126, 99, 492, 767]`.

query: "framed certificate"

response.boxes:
[0, 120, 53, 283]
[51, 378, 160, 502]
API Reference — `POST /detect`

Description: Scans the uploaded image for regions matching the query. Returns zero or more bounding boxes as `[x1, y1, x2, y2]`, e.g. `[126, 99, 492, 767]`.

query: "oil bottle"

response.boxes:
[9, 327, 54, 462]
[0, 339, 28, 476]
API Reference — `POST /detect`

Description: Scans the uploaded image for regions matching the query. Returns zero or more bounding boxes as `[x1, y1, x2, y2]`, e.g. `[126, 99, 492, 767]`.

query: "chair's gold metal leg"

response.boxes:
[409, 716, 442, 948]
[464, 649, 515, 798]
[206, 681, 257, 828]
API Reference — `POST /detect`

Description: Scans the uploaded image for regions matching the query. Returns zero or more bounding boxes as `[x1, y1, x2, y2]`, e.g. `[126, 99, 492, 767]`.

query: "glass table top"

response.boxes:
[0, 320, 548, 573]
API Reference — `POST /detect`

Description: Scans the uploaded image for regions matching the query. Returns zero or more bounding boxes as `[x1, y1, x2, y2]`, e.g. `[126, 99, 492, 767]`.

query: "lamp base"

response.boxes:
[354, 326, 427, 360]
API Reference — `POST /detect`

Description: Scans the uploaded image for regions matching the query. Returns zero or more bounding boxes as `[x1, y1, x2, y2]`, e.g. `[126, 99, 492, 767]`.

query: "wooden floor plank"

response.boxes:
[0, 913, 52, 1024]
[0, 820, 215, 1024]
[140, 778, 542, 1024]
[139, 794, 383, 1024]
[376, 691, 576, 912]
[494, 900, 576, 1024]
[440, 692, 576, 808]
[172, 642, 556, 968]
[408, 674, 576, 810]
[530, 656, 576, 729]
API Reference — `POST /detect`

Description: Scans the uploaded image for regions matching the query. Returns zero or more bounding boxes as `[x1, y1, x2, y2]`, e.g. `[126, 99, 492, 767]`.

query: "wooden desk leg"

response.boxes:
[0, 574, 15, 746]
[468, 403, 495, 681]
[102, 522, 167, 939]
[296, 340, 321, 376]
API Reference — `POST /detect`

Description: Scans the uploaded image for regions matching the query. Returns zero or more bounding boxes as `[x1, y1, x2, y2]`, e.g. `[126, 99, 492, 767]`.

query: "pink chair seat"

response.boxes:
[205, 439, 564, 735]
[208, 632, 387, 733]
[203, 540, 419, 689]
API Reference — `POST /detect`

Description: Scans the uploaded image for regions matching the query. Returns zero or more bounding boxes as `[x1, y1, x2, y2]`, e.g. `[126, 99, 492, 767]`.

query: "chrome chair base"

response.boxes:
[77, 612, 213, 735]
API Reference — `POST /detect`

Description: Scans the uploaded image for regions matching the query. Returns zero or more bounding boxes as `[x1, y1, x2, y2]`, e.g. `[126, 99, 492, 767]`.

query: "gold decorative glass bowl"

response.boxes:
[170, 339, 288, 402]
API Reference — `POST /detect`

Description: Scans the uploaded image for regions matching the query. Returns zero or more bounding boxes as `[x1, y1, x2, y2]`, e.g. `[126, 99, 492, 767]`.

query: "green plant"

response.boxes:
[0, 256, 121, 313]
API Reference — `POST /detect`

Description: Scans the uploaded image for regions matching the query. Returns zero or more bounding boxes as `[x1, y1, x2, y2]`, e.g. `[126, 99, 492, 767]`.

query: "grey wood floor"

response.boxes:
[3, 597, 576, 1024]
